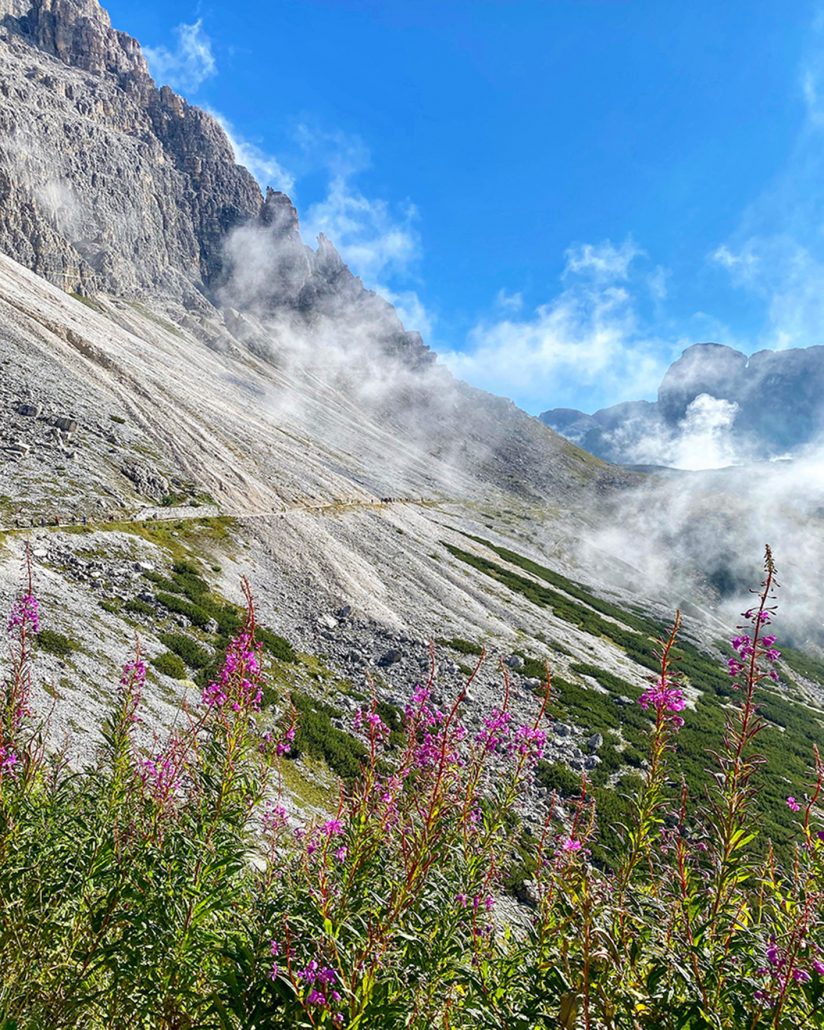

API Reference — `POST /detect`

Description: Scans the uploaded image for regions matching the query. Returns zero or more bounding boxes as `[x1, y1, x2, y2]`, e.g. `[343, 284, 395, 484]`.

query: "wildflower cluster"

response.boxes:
[0, 547, 821, 1028]
[202, 630, 263, 712]
[638, 674, 687, 728]
[6, 593, 39, 635]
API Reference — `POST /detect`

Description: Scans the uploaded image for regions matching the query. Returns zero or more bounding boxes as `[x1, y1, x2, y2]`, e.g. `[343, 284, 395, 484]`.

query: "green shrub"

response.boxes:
[151, 651, 188, 679]
[290, 690, 367, 782]
[257, 626, 296, 663]
[441, 637, 483, 656]
[155, 592, 214, 630]
[158, 632, 212, 670]
[124, 598, 155, 617]
[37, 629, 79, 658]
[536, 760, 582, 796]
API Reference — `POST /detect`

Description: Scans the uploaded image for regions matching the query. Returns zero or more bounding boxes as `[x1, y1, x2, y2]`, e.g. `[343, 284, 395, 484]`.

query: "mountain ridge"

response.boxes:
[541, 340, 824, 466]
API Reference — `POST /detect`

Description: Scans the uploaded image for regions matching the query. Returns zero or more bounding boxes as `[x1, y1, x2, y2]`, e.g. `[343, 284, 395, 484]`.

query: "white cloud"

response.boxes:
[304, 176, 419, 284]
[145, 20, 216, 94]
[496, 288, 524, 312]
[712, 234, 824, 351]
[440, 251, 670, 412]
[647, 266, 670, 302]
[209, 110, 295, 193]
[380, 287, 433, 338]
[563, 238, 643, 281]
[610, 393, 741, 470]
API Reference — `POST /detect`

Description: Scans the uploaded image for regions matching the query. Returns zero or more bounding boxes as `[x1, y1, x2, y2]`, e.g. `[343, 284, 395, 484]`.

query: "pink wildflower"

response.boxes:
[7, 593, 40, 635]
[510, 724, 547, 762]
[638, 676, 686, 728]
[201, 631, 263, 712]
[786, 796, 801, 813]
[276, 725, 295, 757]
[476, 708, 511, 751]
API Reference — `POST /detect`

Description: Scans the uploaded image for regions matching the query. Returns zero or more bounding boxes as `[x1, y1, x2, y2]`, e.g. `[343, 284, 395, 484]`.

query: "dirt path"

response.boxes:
[0, 496, 438, 534]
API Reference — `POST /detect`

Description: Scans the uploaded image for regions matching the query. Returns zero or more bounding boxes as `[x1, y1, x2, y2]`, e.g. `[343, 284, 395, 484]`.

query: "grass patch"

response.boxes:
[440, 637, 484, 657]
[37, 630, 79, 659]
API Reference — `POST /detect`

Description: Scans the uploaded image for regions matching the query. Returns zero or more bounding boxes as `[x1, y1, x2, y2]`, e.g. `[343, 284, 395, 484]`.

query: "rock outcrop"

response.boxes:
[0, 0, 432, 374]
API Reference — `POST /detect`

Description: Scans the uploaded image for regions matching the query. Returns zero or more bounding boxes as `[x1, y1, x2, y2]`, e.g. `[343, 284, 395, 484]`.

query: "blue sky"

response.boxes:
[105, 0, 824, 414]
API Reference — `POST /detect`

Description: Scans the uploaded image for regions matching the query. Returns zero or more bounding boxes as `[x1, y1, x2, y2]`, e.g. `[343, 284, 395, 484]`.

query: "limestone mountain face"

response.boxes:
[0, 0, 627, 505]
[541, 342, 824, 466]
[0, 0, 265, 298]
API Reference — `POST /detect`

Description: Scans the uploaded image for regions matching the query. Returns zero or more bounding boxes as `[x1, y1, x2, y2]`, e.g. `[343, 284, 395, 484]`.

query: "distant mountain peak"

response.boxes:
[541, 342, 824, 467]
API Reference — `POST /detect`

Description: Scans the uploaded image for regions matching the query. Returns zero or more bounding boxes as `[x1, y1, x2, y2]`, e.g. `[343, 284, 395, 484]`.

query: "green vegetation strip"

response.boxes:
[448, 538, 824, 855]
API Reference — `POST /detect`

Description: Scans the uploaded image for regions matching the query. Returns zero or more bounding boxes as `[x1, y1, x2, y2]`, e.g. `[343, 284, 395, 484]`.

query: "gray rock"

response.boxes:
[587, 733, 603, 753]
[505, 655, 524, 671]
[377, 648, 402, 668]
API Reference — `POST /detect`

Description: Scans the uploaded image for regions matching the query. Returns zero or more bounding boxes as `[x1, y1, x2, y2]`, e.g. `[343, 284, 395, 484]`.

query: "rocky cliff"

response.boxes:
[0, 0, 431, 370]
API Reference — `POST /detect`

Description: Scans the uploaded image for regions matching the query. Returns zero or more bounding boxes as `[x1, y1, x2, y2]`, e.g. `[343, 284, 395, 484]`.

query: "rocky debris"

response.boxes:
[0, 0, 632, 509]
[121, 463, 170, 502]
[505, 654, 524, 671]
[377, 648, 402, 668]
[587, 733, 603, 753]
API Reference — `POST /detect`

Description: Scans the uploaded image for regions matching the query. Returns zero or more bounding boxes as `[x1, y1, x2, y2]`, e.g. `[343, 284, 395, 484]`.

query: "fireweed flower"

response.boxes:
[744, 608, 773, 624]
[638, 676, 686, 729]
[6, 593, 40, 635]
[510, 724, 547, 763]
[476, 708, 511, 751]
[0, 745, 18, 777]
[766, 945, 783, 969]
[140, 737, 185, 804]
[201, 631, 263, 712]
[262, 802, 288, 834]
[561, 837, 582, 852]
[120, 658, 147, 691]
[276, 725, 295, 756]
[353, 707, 390, 741]
[299, 961, 341, 1009]
[405, 684, 443, 728]
[786, 796, 801, 812]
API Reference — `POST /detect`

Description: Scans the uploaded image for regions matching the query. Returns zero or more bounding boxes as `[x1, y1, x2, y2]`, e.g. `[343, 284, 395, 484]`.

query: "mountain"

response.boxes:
[541, 341, 824, 466]
[0, 0, 649, 757]
[0, 0, 820, 886]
